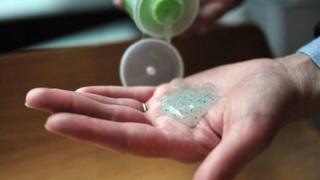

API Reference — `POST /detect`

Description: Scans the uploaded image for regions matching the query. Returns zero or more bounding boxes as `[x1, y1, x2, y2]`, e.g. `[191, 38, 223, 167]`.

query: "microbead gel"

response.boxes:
[161, 83, 219, 127]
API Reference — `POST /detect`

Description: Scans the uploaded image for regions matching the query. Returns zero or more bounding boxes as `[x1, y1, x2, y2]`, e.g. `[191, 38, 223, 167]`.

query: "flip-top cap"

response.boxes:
[120, 39, 184, 86]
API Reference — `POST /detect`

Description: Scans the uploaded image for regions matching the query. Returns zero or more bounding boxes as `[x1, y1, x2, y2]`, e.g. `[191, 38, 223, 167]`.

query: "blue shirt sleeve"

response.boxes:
[298, 37, 320, 69]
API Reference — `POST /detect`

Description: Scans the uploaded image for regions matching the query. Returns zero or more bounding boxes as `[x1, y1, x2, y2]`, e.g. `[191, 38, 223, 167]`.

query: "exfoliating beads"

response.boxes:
[161, 81, 219, 127]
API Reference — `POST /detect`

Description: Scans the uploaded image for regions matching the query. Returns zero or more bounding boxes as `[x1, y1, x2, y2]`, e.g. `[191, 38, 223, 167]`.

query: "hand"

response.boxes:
[114, 0, 244, 35]
[25, 54, 320, 179]
[189, 0, 244, 34]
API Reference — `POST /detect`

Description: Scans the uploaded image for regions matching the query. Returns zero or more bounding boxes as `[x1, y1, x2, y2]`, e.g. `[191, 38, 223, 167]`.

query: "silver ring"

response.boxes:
[142, 103, 148, 112]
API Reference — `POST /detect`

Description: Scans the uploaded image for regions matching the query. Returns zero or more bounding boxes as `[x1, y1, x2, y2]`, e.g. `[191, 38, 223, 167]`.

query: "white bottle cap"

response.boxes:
[120, 39, 184, 86]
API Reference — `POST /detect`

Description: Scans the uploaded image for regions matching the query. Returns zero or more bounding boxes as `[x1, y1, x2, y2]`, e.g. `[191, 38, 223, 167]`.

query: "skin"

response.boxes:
[25, 0, 320, 179]
[26, 54, 320, 180]
[190, 0, 245, 34]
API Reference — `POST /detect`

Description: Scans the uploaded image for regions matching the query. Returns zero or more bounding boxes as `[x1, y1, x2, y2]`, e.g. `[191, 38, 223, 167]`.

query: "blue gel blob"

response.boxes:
[161, 83, 219, 127]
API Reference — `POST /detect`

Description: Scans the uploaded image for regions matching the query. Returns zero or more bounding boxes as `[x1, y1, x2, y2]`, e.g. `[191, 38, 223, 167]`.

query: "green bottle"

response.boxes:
[123, 0, 199, 38]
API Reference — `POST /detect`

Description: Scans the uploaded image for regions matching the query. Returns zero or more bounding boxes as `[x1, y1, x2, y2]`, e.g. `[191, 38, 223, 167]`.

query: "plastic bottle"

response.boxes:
[120, 0, 199, 86]
[123, 0, 199, 38]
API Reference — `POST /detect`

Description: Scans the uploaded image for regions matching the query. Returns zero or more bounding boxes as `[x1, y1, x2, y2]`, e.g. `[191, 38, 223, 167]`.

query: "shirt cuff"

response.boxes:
[298, 37, 320, 69]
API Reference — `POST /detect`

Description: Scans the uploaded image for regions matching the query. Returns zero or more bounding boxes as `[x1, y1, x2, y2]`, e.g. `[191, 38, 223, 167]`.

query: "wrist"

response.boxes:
[279, 53, 320, 117]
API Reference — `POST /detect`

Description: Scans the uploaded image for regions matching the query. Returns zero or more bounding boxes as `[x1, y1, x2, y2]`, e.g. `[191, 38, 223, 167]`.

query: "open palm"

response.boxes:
[26, 58, 303, 179]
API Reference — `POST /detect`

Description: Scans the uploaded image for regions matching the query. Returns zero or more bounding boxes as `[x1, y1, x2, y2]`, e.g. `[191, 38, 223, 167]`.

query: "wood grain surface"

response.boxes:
[1, 24, 319, 180]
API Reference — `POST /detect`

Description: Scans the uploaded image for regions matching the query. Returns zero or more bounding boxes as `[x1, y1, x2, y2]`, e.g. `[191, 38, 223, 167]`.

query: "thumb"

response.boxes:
[193, 119, 275, 180]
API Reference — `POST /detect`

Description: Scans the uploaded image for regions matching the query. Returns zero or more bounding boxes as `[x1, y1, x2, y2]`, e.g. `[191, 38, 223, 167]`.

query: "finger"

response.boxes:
[114, 0, 123, 9]
[193, 119, 275, 180]
[182, 2, 225, 37]
[200, 0, 211, 6]
[76, 86, 155, 102]
[46, 113, 198, 160]
[200, 2, 225, 21]
[187, 0, 244, 36]
[200, 0, 244, 20]
[79, 92, 143, 111]
[26, 88, 151, 124]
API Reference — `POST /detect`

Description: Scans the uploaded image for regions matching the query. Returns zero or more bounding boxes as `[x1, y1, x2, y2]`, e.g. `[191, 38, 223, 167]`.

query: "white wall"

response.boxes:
[244, 0, 320, 57]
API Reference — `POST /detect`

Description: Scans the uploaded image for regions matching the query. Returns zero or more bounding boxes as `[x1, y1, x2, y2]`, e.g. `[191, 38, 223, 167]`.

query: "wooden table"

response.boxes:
[1, 24, 319, 180]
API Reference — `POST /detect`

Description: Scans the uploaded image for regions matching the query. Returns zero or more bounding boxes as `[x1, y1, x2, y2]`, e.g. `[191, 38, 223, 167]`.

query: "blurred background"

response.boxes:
[1, 1, 320, 180]
[0, 0, 139, 53]
[0, 0, 319, 56]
